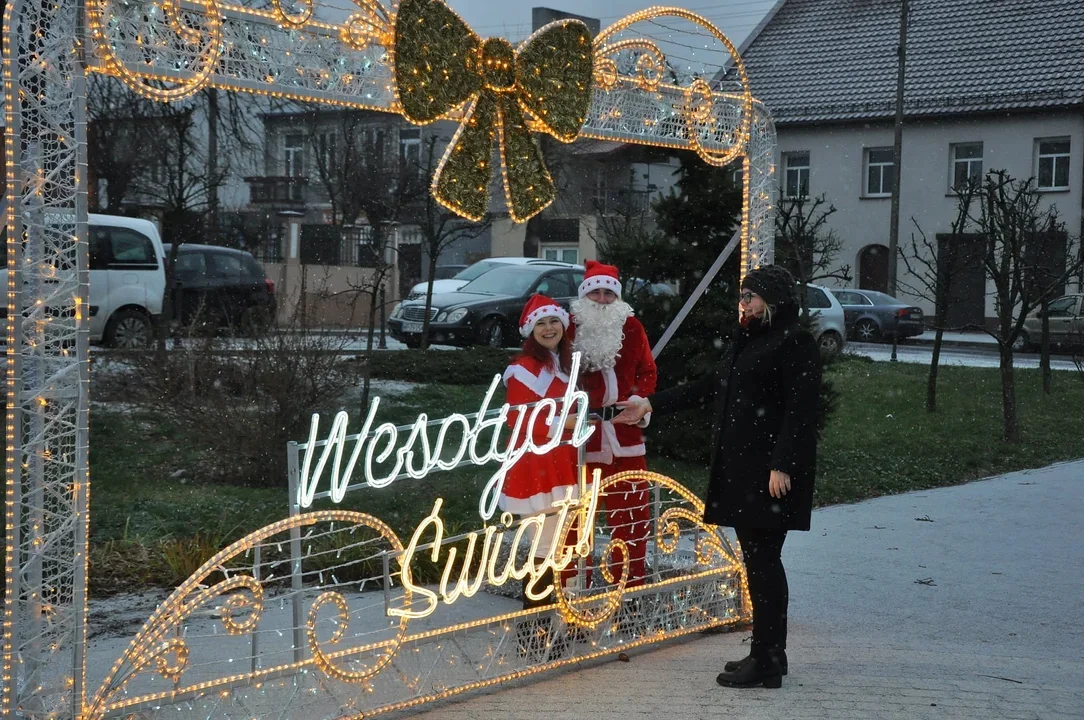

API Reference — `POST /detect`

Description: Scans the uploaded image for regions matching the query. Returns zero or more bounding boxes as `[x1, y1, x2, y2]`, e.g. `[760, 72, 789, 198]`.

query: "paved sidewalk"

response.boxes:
[415, 461, 1084, 720]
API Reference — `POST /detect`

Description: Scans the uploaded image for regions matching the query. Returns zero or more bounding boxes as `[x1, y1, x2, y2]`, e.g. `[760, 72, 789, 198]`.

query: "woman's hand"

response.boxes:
[769, 470, 791, 498]
[613, 398, 652, 424]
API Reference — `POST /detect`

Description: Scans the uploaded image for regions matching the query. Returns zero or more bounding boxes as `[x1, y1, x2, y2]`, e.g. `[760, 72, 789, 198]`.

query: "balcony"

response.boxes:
[245, 176, 308, 206]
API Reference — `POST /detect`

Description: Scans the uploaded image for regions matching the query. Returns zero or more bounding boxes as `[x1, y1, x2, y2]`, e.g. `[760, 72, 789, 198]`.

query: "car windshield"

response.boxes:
[459, 266, 541, 296]
[434, 266, 464, 280]
[862, 291, 905, 305]
[453, 260, 501, 282]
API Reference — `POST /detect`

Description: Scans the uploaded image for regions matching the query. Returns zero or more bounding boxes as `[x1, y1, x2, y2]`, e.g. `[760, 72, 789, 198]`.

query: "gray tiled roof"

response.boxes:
[728, 0, 1084, 124]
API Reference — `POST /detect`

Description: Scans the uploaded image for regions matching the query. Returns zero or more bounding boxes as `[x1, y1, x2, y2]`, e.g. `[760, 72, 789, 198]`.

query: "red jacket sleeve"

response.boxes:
[628, 319, 657, 398]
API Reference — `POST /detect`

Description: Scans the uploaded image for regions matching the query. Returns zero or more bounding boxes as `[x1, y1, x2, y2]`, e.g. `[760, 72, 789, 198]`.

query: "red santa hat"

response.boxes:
[577, 260, 622, 299]
[519, 293, 570, 338]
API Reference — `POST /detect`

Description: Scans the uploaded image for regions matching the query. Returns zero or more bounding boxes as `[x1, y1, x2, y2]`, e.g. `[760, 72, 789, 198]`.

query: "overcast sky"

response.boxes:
[410, 0, 778, 46]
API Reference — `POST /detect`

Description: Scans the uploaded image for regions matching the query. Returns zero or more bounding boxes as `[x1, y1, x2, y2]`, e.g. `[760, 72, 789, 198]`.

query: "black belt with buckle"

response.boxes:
[590, 406, 620, 422]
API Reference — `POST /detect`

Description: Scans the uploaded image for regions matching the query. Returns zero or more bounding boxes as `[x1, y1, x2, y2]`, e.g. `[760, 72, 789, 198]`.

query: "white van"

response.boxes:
[2, 214, 166, 348]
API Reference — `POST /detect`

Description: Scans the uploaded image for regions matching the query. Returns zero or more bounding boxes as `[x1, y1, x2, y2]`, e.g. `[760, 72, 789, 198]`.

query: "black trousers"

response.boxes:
[734, 527, 789, 653]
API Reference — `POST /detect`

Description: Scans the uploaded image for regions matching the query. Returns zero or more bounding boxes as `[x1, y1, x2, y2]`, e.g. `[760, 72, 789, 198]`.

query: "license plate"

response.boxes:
[401, 321, 423, 333]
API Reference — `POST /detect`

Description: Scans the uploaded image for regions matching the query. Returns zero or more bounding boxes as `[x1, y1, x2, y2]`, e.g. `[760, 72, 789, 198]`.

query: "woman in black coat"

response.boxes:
[615, 265, 821, 689]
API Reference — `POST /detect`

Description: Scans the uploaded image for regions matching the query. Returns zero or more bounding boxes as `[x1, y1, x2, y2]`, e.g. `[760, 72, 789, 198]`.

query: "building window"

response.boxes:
[951, 142, 983, 191]
[782, 151, 810, 198]
[400, 128, 422, 173]
[284, 134, 304, 177]
[1036, 138, 1070, 190]
[864, 147, 894, 197]
[363, 128, 386, 165]
[316, 132, 336, 174]
[543, 246, 578, 264]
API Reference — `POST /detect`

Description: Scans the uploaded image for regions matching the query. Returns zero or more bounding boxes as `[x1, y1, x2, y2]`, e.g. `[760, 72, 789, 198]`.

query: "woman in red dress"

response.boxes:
[501, 294, 581, 657]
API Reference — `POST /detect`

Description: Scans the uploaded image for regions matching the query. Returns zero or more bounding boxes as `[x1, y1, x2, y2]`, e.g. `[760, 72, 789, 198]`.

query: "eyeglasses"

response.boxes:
[739, 291, 755, 304]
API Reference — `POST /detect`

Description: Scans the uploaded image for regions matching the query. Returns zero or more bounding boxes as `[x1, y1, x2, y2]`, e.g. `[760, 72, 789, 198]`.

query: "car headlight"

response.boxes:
[390, 303, 403, 319]
[446, 308, 468, 323]
[435, 311, 447, 322]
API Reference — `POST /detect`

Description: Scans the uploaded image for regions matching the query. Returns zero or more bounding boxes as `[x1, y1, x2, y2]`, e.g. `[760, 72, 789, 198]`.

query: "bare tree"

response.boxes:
[415, 136, 491, 350]
[775, 193, 852, 315]
[305, 109, 427, 407]
[899, 181, 978, 412]
[86, 75, 161, 213]
[972, 170, 1082, 441]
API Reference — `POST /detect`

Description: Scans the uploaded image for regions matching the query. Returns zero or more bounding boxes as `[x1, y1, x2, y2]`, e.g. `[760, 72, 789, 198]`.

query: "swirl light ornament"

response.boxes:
[82, 511, 409, 720]
[86, 0, 226, 102]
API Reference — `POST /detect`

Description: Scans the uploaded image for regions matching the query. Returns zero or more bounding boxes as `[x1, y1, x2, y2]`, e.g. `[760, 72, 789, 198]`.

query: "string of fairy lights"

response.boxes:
[77, 473, 748, 719]
[4, 0, 776, 716]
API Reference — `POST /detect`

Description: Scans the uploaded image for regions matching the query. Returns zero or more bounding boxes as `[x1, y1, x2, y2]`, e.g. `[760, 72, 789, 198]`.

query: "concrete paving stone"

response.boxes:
[409, 460, 1084, 720]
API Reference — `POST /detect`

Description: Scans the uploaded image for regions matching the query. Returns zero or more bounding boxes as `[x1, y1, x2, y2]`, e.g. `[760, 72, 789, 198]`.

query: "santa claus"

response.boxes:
[568, 260, 657, 587]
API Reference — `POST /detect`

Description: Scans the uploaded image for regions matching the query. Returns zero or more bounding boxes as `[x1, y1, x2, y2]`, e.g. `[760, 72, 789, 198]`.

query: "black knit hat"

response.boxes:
[741, 264, 797, 307]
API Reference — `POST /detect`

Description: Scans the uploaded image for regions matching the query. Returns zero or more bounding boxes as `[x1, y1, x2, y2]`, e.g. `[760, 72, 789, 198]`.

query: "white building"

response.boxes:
[732, 0, 1084, 327]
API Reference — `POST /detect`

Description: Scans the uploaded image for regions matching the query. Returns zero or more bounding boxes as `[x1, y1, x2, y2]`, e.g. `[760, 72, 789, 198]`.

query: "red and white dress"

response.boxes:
[499, 353, 579, 516]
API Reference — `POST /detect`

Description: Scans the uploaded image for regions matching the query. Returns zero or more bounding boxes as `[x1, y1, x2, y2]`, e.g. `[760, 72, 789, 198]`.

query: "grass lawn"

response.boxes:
[88, 358, 1084, 592]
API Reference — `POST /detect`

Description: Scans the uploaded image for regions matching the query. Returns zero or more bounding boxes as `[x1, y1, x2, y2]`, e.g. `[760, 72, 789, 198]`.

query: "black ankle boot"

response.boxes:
[716, 652, 783, 689]
[723, 648, 788, 675]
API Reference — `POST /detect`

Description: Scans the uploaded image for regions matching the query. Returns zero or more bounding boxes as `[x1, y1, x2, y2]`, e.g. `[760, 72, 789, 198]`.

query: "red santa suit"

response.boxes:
[499, 295, 580, 571]
[500, 353, 578, 518]
[570, 261, 657, 587]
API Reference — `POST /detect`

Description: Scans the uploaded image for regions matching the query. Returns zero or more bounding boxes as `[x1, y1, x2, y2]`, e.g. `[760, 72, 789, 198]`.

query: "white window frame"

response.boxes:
[542, 245, 578, 265]
[864, 147, 894, 198]
[399, 128, 422, 175]
[283, 133, 305, 178]
[1036, 137, 1071, 191]
[950, 142, 983, 192]
[782, 151, 810, 198]
[316, 131, 336, 174]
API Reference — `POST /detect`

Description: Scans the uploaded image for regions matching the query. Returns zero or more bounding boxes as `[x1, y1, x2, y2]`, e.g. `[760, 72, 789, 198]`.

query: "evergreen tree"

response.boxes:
[599, 152, 839, 463]
[598, 152, 742, 461]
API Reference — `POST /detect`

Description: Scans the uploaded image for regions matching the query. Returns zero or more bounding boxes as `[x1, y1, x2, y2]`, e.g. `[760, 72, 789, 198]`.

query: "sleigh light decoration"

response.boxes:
[3, 0, 776, 717]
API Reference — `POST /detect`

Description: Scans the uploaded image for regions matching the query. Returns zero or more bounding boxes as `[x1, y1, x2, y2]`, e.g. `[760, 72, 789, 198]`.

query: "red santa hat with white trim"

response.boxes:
[577, 260, 622, 299]
[519, 293, 570, 338]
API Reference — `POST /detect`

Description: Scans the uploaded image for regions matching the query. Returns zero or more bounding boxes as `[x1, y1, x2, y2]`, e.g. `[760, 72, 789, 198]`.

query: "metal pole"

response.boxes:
[71, 15, 92, 709]
[886, 0, 909, 296]
[286, 441, 304, 663]
[891, 314, 900, 362]
[251, 543, 261, 672]
[379, 285, 387, 350]
[651, 229, 741, 359]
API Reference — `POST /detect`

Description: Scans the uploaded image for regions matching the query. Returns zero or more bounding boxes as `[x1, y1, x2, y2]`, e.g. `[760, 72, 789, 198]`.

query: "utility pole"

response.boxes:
[887, 0, 909, 296]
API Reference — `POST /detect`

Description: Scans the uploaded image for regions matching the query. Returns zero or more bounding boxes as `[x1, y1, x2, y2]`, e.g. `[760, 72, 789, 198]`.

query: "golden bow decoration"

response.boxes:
[393, 0, 594, 222]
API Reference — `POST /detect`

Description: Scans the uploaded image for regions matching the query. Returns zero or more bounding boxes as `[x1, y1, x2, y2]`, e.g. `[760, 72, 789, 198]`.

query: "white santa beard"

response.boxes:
[571, 298, 634, 371]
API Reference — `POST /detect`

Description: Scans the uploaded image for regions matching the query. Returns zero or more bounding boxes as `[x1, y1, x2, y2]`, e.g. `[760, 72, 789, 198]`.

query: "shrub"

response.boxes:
[361, 346, 516, 386]
[127, 326, 364, 487]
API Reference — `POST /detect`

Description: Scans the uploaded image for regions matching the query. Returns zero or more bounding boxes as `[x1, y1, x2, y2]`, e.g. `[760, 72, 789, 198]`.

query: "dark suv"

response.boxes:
[390, 262, 584, 348]
[164, 244, 276, 334]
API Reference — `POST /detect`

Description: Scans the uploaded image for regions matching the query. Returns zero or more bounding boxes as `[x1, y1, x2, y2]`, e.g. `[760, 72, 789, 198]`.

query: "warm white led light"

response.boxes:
[299, 353, 594, 520]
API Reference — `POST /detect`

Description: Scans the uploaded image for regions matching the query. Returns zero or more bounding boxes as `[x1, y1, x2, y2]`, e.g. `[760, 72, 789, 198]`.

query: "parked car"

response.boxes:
[0, 214, 167, 348]
[391, 262, 585, 347]
[830, 288, 925, 342]
[625, 277, 677, 297]
[1017, 294, 1084, 351]
[804, 283, 847, 356]
[164, 244, 276, 334]
[433, 264, 468, 280]
[405, 257, 578, 300]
